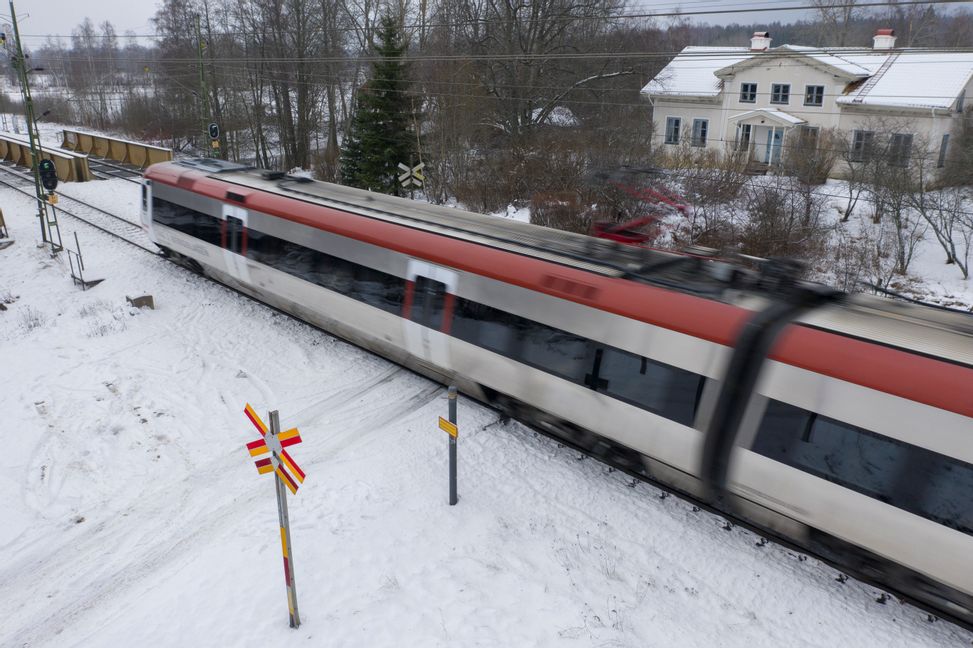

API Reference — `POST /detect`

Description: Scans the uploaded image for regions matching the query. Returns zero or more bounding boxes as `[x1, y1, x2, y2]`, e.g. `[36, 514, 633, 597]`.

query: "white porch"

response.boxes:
[727, 108, 806, 165]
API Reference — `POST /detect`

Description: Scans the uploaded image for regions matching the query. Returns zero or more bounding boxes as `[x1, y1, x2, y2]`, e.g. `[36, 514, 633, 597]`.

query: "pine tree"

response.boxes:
[340, 15, 417, 195]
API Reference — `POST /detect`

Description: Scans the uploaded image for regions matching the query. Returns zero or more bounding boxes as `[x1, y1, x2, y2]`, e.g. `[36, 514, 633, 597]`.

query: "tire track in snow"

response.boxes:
[0, 374, 442, 647]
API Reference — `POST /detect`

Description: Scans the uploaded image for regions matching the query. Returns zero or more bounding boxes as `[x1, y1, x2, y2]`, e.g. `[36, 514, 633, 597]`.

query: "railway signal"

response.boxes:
[208, 122, 220, 150]
[38, 160, 58, 191]
[244, 403, 305, 628]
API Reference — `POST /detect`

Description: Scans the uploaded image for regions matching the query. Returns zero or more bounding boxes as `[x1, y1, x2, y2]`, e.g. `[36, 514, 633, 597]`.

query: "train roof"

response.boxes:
[157, 159, 796, 301]
[148, 160, 973, 370]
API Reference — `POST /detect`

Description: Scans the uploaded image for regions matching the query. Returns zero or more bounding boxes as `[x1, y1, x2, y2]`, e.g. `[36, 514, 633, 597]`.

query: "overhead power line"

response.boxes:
[16, 0, 973, 41]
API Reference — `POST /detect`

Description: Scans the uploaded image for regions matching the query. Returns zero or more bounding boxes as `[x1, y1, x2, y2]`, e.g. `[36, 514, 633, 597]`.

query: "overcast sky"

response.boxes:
[10, 1, 973, 48]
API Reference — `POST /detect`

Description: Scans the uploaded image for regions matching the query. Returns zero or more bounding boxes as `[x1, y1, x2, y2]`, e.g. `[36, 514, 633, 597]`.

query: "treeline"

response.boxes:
[20, 2, 973, 216]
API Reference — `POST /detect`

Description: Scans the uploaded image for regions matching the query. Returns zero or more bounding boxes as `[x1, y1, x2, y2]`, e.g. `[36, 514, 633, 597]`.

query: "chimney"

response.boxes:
[750, 31, 772, 52]
[873, 28, 897, 50]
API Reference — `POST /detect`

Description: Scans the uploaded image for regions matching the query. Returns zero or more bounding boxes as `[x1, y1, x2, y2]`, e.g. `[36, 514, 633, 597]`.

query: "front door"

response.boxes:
[221, 204, 251, 284]
[403, 260, 456, 369]
[764, 128, 784, 165]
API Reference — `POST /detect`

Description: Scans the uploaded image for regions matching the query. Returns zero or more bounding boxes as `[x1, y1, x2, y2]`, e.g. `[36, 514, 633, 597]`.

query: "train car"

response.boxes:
[141, 158, 973, 628]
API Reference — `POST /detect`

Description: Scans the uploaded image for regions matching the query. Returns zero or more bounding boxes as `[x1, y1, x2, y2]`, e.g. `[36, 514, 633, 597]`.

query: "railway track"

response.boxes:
[87, 157, 143, 183]
[0, 164, 157, 254]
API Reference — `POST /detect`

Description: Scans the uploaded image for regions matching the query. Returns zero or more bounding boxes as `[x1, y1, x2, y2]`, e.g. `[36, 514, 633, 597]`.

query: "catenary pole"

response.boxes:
[194, 13, 213, 157]
[8, 0, 47, 243]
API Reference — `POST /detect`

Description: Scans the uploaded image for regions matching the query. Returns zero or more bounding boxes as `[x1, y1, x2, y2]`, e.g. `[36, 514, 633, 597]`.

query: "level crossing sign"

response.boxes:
[245, 403, 305, 493]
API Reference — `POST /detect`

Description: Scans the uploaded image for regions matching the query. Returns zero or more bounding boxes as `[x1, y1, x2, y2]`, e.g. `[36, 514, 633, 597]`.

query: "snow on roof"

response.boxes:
[728, 108, 806, 125]
[837, 51, 973, 110]
[776, 45, 871, 77]
[643, 45, 973, 111]
[641, 46, 750, 98]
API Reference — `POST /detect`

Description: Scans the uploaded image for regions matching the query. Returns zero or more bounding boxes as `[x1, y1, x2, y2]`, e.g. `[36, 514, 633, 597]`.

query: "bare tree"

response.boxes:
[811, 0, 859, 46]
[908, 151, 973, 279]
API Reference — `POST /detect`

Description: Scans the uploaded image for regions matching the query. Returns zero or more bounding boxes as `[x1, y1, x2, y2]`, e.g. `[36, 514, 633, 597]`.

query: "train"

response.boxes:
[141, 158, 973, 628]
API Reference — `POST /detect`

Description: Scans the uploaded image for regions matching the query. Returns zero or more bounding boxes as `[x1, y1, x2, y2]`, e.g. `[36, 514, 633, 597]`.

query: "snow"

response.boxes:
[837, 52, 973, 111]
[531, 106, 580, 128]
[728, 108, 806, 126]
[1, 173, 972, 647]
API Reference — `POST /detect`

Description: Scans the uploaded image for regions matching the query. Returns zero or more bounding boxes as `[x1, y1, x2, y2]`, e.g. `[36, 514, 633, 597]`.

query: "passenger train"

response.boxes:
[142, 158, 973, 628]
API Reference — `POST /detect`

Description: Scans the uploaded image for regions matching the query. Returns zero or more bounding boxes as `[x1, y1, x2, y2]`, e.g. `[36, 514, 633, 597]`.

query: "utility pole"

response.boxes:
[194, 13, 213, 158]
[8, 0, 51, 246]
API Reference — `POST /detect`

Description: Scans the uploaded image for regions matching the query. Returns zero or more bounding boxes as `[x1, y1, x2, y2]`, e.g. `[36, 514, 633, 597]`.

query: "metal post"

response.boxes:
[194, 13, 213, 157]
[270, 410, 301, 628]
[448, 386, 457, 506]
[8, 0, 47, 244]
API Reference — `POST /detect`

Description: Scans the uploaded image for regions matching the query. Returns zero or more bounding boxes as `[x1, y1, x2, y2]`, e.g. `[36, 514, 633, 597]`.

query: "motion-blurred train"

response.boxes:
[142, 158, 973, 628]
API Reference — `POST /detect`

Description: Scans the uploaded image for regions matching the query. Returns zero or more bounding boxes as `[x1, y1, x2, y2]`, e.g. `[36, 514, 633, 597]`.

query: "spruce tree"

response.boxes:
[340, 15, 417, 195]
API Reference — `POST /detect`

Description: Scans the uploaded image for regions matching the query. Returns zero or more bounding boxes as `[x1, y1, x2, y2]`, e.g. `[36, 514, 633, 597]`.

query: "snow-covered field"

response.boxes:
[1, 174, 972, 646]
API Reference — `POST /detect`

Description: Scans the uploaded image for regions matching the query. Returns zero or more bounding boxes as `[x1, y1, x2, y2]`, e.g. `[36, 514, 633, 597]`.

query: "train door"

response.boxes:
[404, 260, 457, 369]
[140, 180, 154, 239]
[222, 204, 251, 284]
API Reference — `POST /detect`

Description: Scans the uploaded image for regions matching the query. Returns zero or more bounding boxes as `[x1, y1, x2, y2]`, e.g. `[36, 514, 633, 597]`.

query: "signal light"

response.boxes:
[38, 159, 58, 192]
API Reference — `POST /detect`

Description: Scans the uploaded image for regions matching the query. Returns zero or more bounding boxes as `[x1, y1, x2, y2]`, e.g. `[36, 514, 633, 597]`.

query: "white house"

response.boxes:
[641, 30, 973, 173]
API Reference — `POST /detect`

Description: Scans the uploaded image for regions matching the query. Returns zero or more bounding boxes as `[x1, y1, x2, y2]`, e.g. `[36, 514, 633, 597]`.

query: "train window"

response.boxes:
[751, 400, 973, 537]
[245, 228, 282, 265]
[354, 265, 405, 315]
[452, 298, 519, 355]
[309, 250, 354, 294]
[918, 457, 973, 535]
[518, 321, 589, 383]
[411, 276, 447, 329]
[275, 239, 318, 282]
[151, 197, 221, 246]
[804, 416, 906, 502]
[751, 400, 813, 461]
[752, 401, 906, 502]
[242, 226, 406, 316]
[595, 348, 701, 426]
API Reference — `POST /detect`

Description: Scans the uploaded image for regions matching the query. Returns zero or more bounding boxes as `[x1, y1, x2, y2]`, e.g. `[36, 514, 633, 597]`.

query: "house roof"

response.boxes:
[642, 45, 973, 110]
[713, 45, 871, 79]
[641, 46, 750, 98]
[837, 51, 973, 110]
[727, 108, 806, 126]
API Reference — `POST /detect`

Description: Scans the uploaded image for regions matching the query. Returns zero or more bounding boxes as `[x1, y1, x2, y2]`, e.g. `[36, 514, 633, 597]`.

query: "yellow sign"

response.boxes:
[46, 194, 58, 205]
[438, 416, 457, 438]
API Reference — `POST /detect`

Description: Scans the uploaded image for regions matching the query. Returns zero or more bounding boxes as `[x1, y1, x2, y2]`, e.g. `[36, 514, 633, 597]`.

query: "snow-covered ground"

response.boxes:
[1, 175, 972, 646]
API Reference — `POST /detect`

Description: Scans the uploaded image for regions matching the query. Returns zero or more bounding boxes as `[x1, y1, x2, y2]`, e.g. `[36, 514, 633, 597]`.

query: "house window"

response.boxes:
[850, 130, 874, 162]
[938, 133, 950, 168]
[771, 84, 790, 104]
[665, 117, 681, 145]
[740, 83, 757, 103]
[736, 124, 753, 151]
[799, 125, 819, 148]
[804, 85, 825, 106]
[691, 119, 708, 147]
[888, 133, 913, 168]
[958, 90, 966, 113]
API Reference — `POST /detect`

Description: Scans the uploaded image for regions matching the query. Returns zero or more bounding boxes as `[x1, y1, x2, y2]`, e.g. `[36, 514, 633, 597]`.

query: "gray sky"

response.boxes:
[10, 0, 157, 47]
